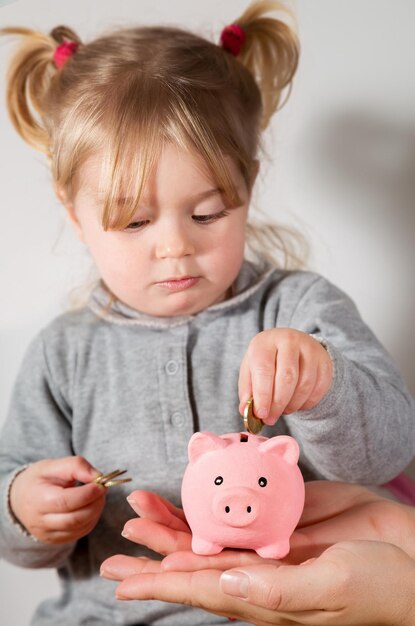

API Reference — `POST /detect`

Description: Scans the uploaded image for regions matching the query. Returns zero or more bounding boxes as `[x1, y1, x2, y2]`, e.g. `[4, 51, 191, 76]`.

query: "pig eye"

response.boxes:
[258, 477, 267, 487]
[214, 476, 223, 485]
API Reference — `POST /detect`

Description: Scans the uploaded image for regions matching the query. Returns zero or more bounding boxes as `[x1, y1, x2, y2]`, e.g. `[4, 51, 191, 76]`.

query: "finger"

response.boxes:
[126, 490, 188, 531]
[220, 558, 339, 612]
[283, 350, 317, 414]
[269, 343, 299, 421]
[300, 355, 333, 410]
[162, 549, 272, 572]
[41, 482, 105, 514]
[101, 555, 162, 580]
[122, 518, 192, 554]
[38, 456, 101, 486]
[114, 569, 276, 625]
[299, 481, 380, 527]
[115, 568, 235, 616]
[248, 338, 277, 422]
[43, 496, 105, 532]
[238, 353, 252, 414]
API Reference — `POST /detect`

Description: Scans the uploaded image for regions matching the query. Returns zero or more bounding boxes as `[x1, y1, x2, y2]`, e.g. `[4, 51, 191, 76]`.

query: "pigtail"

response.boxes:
[0, 26, 81, 155]
[233, 0, 299, 129]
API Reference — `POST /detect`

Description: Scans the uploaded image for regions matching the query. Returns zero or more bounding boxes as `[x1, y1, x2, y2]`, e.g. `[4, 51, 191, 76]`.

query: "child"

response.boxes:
[0, 1, 414, 625]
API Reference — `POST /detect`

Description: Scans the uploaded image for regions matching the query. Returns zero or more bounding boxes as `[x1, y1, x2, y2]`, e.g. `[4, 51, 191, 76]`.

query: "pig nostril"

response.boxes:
[247, 506, 252, 513]
[225, 506, 230, 513]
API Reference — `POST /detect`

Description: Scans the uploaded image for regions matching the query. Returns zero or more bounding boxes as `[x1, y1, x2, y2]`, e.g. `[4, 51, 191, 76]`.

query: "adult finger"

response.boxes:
[126, 490, 188, 531]
[291, 498, 410, 565]
[162, 548, 268, 572]
[101, 555, 162, 580]
[122, 518, 192, 554]
[115, 569, 238, 616]
[220, 558, 338, 613]
[115, 569, 283, 625]
[298, 481, 381, 527]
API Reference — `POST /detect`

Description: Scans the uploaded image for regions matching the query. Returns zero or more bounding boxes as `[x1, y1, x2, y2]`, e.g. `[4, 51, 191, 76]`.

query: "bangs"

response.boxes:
[82, 75, 244, 230]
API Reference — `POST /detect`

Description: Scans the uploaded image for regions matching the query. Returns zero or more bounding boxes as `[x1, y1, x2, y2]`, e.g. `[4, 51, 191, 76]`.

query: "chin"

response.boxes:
[157, 293, 217, 317]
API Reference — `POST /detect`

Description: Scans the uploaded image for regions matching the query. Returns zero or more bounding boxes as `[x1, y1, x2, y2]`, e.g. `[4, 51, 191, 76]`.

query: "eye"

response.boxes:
[124, 220, 150, 231]
[214, 476, 223, 485]
[192, 209, 230, 224]
[258, 477, 267, 487]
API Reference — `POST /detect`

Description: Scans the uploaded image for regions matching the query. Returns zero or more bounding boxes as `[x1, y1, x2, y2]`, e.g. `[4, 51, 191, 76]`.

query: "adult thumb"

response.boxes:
[220, 560, 330, 612]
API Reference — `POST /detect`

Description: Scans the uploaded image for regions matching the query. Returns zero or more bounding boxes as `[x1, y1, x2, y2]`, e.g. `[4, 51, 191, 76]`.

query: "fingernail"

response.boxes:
[256, 407, 269, 420]
[126, 497, 144, 516]
[220, 571, 249, 598]
[121, 529, 130, 539]
[115, 592, 127, 600]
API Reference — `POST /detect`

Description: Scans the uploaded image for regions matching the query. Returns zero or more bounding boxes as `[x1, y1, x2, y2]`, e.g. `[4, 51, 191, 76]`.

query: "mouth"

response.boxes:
[155, 276, 201, 292]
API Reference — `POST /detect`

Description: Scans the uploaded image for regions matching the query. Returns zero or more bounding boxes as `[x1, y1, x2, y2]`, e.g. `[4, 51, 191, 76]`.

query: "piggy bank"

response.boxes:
[181, 431, 305, 559]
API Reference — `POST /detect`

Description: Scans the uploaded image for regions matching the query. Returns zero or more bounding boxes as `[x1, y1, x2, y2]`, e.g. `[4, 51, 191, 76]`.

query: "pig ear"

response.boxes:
[188, 432, 229, 463]
[259, 435, 300, 466]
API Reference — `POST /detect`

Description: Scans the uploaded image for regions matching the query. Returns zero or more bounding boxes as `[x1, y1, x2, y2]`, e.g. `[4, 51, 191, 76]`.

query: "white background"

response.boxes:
[1, 1, 414, 624]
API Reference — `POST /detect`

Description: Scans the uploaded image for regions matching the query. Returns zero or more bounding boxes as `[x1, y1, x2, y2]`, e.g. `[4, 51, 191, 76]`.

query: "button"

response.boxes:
[171, 412, 185, 428]
[165, 360, 179, 375]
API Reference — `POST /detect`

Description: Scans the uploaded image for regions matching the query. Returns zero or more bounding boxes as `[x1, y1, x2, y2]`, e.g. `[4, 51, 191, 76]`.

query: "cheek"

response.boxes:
[81, 229, 131, 280]
[213, 223, 246, 265]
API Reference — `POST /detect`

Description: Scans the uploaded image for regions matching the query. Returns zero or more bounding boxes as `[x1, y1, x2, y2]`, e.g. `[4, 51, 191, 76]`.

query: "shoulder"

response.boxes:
[39, 306, 100, 347]
[266, 268, 354, 303]
[12, 308, 98, 392]
[25, 307, 102, 377]
[257, 267, 358, 327]
[262, 268, 332, 303]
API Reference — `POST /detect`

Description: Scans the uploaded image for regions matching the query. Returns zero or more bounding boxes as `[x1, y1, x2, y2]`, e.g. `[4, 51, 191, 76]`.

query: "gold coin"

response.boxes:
[243, 396, 263, 435]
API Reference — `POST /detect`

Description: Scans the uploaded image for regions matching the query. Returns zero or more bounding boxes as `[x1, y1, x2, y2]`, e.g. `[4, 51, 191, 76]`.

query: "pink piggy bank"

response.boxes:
[181, 431, 305, 559]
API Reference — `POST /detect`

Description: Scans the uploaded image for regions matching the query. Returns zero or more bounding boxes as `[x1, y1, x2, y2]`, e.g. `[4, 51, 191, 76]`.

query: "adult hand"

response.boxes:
[108, 540, 415, 626]
[238, 329, 333, 424]
[101, 482, 415, 623]
[10, 456, 106, 544]
[103, 481, 415, 573]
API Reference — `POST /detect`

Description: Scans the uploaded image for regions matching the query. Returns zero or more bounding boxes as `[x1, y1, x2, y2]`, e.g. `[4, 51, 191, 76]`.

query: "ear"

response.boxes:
[55, 184, 84, 241]
[188, 432, 229, 463]
[259, 435, 300, 466]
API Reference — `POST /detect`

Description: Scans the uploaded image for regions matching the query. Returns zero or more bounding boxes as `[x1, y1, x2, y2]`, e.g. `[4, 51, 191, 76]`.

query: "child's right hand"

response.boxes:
[9, 456, 106, 544]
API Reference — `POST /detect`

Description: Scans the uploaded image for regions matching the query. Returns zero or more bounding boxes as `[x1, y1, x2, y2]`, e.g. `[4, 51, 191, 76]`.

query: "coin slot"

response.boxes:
[240, 433, 249, 442]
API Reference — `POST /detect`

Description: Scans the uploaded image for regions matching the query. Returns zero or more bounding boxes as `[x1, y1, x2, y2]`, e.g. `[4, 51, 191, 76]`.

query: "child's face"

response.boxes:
[66, 143, 251, 317]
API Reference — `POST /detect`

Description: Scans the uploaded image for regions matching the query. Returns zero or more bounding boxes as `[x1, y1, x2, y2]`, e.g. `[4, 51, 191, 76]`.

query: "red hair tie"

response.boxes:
[53, 41, 79, 69]
[220, 23, 246, 57]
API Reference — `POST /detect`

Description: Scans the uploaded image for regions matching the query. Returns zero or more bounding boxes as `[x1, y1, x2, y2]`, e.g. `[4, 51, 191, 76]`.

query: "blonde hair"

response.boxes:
[1, 1, 304, 268]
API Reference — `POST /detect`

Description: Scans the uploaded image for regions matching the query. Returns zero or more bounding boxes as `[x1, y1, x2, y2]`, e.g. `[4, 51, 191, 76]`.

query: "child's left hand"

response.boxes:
[238, 329, 333, 425]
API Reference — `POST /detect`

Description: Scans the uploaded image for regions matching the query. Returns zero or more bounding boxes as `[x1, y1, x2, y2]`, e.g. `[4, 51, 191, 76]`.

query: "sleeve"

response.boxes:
[0, 332, 77, 568]
[284, 274, 415, 484]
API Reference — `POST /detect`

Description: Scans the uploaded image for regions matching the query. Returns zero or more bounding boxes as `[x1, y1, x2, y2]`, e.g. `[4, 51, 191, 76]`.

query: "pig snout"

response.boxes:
[212, 488, 260, 527]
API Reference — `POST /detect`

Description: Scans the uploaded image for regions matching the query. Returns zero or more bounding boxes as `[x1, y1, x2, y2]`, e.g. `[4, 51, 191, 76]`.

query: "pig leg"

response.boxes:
[192, 536, 224, 556]
[256, 540, 290, 560]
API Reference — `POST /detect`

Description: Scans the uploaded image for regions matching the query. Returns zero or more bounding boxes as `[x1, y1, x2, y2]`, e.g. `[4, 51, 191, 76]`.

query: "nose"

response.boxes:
[155, 220, 195, 259]
[213, 488, 259, 528]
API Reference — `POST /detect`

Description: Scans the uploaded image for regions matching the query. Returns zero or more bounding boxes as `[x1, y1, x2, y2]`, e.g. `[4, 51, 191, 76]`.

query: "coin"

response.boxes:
[243, 396, 263, 435]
